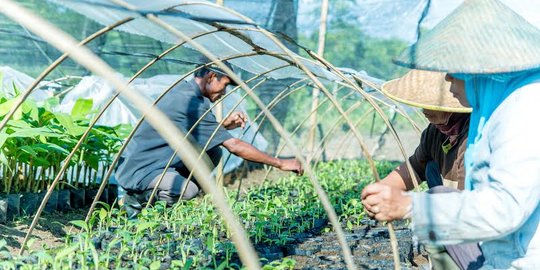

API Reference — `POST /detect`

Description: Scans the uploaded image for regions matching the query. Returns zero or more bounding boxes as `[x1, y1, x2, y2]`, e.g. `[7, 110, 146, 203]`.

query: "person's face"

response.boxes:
[445, 74, 470, 107]
[422, 109, 453, 125]
[203, 73, 231, 102]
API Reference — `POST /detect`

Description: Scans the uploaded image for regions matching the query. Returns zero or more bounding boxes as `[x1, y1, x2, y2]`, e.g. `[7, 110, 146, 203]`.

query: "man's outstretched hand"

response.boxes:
[223, 111, 248, 130]
[361, 182, 412, 221]
[278, 159, 304, 176]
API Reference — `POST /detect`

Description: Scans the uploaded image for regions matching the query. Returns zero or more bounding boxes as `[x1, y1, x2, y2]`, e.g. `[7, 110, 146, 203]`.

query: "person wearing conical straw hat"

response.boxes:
[361, 0, 540, 269]
[380, 69, 471, 190]
[380, 69, 478, 270]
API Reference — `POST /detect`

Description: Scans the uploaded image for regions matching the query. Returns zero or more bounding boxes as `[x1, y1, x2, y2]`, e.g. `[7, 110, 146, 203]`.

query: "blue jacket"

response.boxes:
[411, 83, 540, 269]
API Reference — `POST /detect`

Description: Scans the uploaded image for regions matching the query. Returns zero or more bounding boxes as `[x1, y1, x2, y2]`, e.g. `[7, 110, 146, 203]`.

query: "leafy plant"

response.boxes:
[0, 87, 130, 194]
[2, 160, 399, 268]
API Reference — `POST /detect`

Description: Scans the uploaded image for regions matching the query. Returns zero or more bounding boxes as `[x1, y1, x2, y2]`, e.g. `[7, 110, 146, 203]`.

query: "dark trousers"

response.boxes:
[425, 161, 485, 270]
[148, 146, 223, 206]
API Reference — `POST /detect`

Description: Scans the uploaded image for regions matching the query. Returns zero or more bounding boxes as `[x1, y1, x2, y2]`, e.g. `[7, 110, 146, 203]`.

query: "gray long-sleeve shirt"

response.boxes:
[116, 79, 232, 192]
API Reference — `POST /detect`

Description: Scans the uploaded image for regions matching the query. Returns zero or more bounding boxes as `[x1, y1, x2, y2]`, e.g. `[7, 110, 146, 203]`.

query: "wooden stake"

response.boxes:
[307, 0, 329, 162]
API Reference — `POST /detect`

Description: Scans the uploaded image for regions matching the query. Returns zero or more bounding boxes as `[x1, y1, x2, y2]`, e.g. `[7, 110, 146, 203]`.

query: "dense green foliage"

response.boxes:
[0, 90, 129, 194]
[299, 24, 407, 80]
[0, 159, 398, 269]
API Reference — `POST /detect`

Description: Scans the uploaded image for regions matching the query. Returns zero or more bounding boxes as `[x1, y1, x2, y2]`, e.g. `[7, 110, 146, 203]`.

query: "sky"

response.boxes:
[298, 0, 540, 43]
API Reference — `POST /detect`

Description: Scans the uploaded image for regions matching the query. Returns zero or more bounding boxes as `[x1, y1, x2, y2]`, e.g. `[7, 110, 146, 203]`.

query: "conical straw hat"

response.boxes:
[382, 70, 472, 113]
[394, 0, 540, 74]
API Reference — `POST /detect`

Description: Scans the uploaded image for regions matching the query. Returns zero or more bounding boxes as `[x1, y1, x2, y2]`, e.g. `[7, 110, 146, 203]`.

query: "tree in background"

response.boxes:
[268, 0, 299, 53]
[253, 0, 300, 154]
[0, 0, 186, 78]
[251, 0, 409, 156]
[299, 0, 408, 81]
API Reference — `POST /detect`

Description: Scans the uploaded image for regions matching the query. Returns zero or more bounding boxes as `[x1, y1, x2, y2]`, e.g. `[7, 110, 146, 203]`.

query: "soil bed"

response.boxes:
[0, 209, 85, 254]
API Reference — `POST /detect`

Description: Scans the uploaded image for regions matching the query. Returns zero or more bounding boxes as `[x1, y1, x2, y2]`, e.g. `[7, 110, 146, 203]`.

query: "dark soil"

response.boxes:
[284, 219, 429, 269]
[0, 209, 85, 254]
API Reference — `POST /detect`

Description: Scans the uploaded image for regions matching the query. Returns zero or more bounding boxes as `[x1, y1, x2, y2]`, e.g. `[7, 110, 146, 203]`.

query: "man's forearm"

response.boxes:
[379, 162, 410, 191]
[223, 138, 281, 167]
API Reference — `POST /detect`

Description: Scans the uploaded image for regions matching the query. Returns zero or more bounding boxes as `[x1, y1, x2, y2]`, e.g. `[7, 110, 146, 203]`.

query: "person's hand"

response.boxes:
[361, 182, 412, 221]
[278, 159, 304, 176]
[223, 111, 248, 130]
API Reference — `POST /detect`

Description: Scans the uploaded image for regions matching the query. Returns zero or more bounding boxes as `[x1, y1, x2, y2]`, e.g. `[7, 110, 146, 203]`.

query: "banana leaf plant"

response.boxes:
[0, 88, 130, 195]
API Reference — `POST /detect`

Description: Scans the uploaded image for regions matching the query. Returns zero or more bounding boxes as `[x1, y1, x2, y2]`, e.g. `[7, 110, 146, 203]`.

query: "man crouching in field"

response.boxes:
[116, 60, 303, 218]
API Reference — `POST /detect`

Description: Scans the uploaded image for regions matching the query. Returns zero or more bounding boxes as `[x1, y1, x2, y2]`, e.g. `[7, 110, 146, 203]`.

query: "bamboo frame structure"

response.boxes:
[127, 8, 364, 270]
[114, 8, 356, 270]
[0, 3, 261, 268]
[0, 1, 432, 269]
[84, 52, 277, 223]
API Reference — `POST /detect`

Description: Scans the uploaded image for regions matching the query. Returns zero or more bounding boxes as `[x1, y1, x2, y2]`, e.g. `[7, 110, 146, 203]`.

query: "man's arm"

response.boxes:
[363, 162, 417, 218]
[380, 125, 432, 191]
[379, 162, 415, 191]
[222, 138, 303, 175]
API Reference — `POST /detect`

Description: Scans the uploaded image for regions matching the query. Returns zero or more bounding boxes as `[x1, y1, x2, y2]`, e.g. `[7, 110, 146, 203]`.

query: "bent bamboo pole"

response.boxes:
[178, 78, 313, 199]
[0, 17, 133, 134]
[147, 3, 418, 269]
[84, 51, 269, 222]
[116, 4, 360, 269]
[146, 67, 291, 205]
[312, 107, 375, 168]
[0, 3, 261, 268]
[261, 89, 355, 180]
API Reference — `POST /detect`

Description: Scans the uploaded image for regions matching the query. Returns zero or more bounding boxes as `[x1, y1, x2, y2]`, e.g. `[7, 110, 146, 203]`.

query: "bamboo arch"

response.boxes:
[0, 2, 261, 268]
[0, 1, 431, 270]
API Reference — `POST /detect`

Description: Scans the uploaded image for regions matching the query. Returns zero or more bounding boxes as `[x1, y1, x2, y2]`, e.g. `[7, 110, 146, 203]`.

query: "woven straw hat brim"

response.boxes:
[381, 70, 472, 113]
[393, 0, 540, 74]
